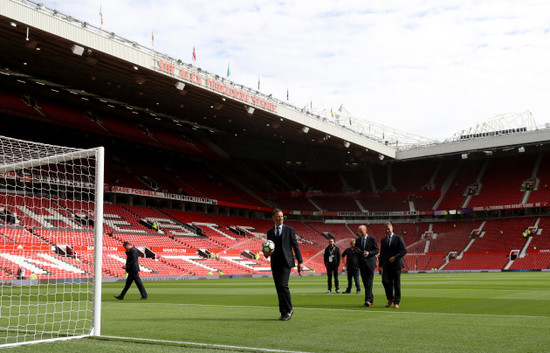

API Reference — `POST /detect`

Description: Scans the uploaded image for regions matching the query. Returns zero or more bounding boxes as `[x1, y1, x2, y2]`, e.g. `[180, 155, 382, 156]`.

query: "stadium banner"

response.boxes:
[108, 186, 217, 205]
[151, 247, 195, 253]
[73, 246, 125, 252]
[273, 189, 440, 199]
[433, 208, 471, 216]
[0, 244, 50, 252]
[210, 250, 241, 256]
[472, 202, 548, 211]
[289, 209, 423, 217]
[156, 59, 277, 113]
[291, 210, 337, 216]
[336, 210, 412, 217]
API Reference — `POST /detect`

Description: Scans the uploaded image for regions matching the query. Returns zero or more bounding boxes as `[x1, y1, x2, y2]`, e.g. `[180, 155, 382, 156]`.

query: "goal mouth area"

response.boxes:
[0, 135, 104, 347]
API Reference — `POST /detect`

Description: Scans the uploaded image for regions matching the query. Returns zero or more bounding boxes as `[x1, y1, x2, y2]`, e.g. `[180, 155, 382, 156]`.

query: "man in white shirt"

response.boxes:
[379, 222, 407, 308]
[264, 209, 303, 321]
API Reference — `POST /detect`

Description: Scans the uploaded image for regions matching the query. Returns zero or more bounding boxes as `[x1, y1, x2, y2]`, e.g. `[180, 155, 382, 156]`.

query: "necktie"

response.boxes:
[388, 235, 392, 246]
[276, 226, 280, 236]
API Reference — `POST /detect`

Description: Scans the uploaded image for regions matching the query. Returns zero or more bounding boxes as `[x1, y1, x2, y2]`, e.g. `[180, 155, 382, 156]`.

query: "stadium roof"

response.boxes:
[2, 0, 550, 164]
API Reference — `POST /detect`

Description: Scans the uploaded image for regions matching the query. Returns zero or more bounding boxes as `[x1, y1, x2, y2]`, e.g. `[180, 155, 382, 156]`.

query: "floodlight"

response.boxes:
[71, 44, 85, 56]
[245, 105, 255, 115]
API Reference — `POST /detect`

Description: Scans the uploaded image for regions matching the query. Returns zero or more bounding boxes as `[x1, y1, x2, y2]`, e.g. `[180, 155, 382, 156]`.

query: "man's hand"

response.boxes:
[389, 256, 396, 263]
[298, 263, 304, 272]
[122, 265, 126, 269]
[363, 251, 369, 258]
[263, 250, 273, 259]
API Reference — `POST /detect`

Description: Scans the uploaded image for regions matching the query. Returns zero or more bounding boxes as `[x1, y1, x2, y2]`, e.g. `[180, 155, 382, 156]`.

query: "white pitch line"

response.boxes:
[101, 335, 314, 353]
[110, 302, 550, 320]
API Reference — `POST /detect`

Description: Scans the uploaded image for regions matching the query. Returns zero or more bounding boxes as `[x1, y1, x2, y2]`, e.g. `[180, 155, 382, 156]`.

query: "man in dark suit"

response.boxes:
[379, 222, 407, 308]
[114, 241, 148, 300]
[355, 225, 379, 307]
[323, 238, 341, 293]
[264, 209, 303, 321]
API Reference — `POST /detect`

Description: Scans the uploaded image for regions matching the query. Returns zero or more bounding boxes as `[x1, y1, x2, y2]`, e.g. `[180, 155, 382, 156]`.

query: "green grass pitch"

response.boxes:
[6, 272, 550, 352]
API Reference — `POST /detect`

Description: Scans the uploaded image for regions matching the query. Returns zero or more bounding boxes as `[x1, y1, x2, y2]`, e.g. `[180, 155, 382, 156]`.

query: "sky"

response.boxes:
[45, 0, 550, 140]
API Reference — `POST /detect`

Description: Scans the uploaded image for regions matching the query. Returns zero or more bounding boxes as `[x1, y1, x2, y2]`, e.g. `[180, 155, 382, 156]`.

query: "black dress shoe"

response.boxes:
[114, 295, 123, 300]
[140, 297, 148, 300]
[282, 310, 293, 321]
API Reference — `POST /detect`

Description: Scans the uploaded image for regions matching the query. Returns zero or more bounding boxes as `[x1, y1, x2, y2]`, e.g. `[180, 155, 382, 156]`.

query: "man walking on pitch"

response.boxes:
[379, 222, 407, 308]
[264, 209, 303, 321]
[114, 241, 148, 300]
[324, 238, 341, 293]
[342, 239, 361, 294]
[355, 225, 379, 307]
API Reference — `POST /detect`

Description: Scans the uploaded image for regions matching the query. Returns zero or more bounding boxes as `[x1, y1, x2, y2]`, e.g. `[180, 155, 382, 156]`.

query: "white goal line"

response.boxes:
[101, 335, 315, 353]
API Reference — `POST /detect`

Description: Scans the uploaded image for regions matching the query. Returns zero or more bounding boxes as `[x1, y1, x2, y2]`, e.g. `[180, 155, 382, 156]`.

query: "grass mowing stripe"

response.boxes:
[125, 302, 550, 319]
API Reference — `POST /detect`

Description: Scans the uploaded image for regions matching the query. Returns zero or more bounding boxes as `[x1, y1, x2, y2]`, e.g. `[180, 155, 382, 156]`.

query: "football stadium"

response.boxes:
[1, 1, 549, 352]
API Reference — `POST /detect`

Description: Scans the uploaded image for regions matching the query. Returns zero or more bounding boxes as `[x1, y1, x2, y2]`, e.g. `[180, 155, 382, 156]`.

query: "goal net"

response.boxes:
[0, 135, 104, 347]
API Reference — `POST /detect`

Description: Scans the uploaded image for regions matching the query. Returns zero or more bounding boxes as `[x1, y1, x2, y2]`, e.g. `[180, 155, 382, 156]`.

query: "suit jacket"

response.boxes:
[125, 247, 141, 274]
[379, 233, 407, 271]
[355, 235, 379, 270]
[323, 245, 341, 268]
[267, 224, 303, 269]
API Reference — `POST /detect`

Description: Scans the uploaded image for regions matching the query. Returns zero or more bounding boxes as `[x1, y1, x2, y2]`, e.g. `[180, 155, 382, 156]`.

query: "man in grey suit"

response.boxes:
[264, 209, 303, 321]
[355, 225, 379, 307]
[379, 222, 407, 308]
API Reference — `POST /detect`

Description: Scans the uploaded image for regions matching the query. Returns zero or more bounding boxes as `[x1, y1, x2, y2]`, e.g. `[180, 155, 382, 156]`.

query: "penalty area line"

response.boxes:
[100, 335, 314, 353]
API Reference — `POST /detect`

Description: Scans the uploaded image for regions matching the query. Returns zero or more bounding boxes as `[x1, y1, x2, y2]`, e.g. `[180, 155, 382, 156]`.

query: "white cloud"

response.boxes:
[46, 0, 550, 140]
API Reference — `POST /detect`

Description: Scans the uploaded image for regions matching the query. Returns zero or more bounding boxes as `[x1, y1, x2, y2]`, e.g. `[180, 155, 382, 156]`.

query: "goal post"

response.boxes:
[0, 135, 104, 347]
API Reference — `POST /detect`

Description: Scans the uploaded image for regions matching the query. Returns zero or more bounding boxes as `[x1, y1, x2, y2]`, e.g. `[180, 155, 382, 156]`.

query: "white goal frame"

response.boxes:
[0, 135, 104, 347]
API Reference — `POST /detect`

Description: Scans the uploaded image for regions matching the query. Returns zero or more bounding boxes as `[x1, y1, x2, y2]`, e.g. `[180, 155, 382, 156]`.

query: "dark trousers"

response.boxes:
[382, 268, 402, 304]
[346, 267, 361, 292]
[272, 265, 292, 315]
[119, 272, 148, 299]
[326, 266, 339, 291]
[359, 265, 375, 303]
